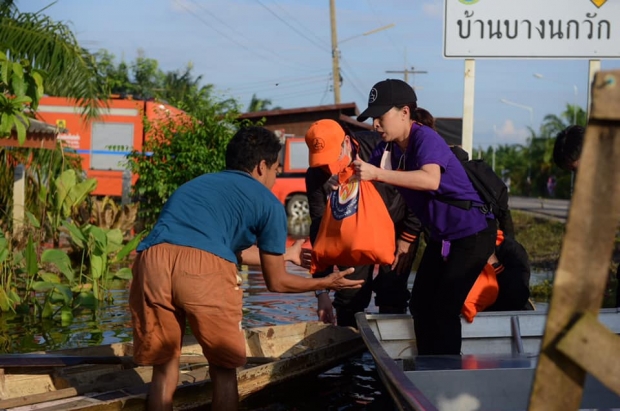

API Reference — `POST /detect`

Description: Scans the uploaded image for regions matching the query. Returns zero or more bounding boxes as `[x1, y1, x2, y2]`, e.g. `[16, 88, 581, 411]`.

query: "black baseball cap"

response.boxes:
[357, 79, 417, 122]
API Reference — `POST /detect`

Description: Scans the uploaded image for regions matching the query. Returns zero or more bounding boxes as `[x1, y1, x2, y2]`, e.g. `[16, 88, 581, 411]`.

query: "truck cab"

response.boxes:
[271, 136, 309, 219]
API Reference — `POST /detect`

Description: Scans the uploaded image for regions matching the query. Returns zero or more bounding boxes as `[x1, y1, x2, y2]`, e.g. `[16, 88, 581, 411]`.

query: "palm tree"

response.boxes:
[540, 103, 587, 139]
[0, 0, 108, 117]
[247, 94, 274, 112]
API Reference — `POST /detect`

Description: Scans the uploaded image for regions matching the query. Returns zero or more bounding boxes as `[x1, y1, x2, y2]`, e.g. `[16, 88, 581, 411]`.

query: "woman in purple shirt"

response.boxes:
[353, 79, 496, 356]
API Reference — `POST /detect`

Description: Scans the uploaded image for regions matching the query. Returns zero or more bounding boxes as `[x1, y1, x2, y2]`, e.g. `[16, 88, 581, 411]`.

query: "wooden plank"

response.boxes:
[0, 355, 135, 368]
[529, 69, 620, 410]
[0, 366, 208, 409]
[555, 312, 620, 397]
[0, 353, 217, 369]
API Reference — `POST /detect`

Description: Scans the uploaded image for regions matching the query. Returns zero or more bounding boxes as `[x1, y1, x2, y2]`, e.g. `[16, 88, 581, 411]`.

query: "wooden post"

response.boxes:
[461, 59, 475, 156]
[12, 164, 25, 235]
[529, 69, 620, 410]
[586, 59, 601, 118]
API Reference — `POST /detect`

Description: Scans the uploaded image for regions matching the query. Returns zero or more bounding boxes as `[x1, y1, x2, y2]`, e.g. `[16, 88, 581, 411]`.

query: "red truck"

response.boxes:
[36, 97, 309, 218]
[271, 135, 309, 219]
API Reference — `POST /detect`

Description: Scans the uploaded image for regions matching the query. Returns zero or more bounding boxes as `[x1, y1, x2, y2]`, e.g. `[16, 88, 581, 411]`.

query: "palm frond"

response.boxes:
[0, 11, 108, 118]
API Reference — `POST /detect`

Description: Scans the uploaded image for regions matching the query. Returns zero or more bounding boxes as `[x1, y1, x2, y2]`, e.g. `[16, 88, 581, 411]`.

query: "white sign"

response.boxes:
[57, 133, 81, 150]
[444, 0, 620, 58]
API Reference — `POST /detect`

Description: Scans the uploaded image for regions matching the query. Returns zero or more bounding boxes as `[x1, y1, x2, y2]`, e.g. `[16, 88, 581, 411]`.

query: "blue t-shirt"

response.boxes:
[137, 170, 287, 263]
[371, 123, 489, 241]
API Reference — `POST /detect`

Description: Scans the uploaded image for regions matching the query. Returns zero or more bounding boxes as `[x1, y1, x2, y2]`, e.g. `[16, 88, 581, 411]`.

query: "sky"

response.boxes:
[20, 0, 620, 149]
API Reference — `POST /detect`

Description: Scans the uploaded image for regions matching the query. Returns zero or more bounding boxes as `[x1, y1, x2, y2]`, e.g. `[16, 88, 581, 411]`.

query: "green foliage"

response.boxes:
[477, 104, 587, 199]
[0, 142, 82, 232]
[44, 169, 97, 247]
[127, 102, 246, 230]
[93, 49, 239, 117]
[0, 51, 45, 144]
[0, 161, 143, 320]
[530, 279, 553, 302]
[247, 93, 278, 112]
[0, 3, 108, 118]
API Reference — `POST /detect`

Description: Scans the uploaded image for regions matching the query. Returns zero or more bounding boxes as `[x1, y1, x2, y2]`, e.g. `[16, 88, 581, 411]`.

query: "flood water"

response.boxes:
[0, 226, 553, 410]
[0, 257, 396, 410]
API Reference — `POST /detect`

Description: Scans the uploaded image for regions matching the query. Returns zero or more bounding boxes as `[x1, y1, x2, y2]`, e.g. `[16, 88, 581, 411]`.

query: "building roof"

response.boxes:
[239, 102, 359, 119]
[0, 118, 62, 149]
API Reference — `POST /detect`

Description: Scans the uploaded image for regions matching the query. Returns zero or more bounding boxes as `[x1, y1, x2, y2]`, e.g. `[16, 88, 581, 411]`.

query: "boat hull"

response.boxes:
[356, 309, 620, 411]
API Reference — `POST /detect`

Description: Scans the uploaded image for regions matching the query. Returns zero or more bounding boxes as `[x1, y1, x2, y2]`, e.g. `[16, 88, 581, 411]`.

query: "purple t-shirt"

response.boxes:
[370, 123, 489, 241]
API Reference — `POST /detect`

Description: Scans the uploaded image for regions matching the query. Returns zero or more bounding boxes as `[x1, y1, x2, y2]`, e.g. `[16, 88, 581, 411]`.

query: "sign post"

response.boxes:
[443, 0, 619, 153]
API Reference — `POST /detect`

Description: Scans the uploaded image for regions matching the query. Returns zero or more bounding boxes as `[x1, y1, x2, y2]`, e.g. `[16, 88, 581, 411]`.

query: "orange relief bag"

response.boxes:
[310, 167, 395, 274]
[461, 263, 499, 323]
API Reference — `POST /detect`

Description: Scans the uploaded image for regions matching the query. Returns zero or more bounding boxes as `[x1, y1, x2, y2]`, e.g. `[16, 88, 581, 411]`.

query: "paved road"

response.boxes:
[509, 196, 570, 222]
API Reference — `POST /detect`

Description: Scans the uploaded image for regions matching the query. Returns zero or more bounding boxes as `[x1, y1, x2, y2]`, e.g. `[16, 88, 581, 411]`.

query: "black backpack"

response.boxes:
[437, 146, 508, 218]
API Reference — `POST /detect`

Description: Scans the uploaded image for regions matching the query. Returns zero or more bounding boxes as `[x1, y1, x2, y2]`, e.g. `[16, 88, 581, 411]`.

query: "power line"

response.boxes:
[385, 66, 428, 86]
[271, 0, 329, 47]
[187, 0, 319, 72]
[228, 73, 330, 92]
[253, 0, 329, 52]
[339, 60, 368, 101]
[231, 75, 332, 95]
[364, 0, 401, 55]
[177, 0, 319, 72]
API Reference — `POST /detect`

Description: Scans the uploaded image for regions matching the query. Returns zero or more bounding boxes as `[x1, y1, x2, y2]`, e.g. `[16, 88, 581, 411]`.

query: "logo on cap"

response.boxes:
[368, 88, 378, 104]
[311, 138, 325, 152]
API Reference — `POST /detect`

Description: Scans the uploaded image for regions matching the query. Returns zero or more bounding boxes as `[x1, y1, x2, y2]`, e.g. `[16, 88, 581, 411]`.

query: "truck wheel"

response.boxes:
[286, 194, 309, 219]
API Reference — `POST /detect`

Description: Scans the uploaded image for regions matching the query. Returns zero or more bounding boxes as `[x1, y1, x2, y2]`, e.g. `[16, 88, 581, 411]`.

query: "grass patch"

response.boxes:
[512, 211, 566, 273]
[512, 210, 618, 307]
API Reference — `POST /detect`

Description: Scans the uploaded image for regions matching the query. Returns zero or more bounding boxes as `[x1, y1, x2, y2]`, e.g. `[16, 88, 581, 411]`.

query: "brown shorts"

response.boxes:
[129, 243, 245, 368]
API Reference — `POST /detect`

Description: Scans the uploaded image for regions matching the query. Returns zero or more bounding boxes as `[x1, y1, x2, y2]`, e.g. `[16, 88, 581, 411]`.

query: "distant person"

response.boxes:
[353, 79, 496, 356]
[130, 126, 363, 411]
[553, 125, 620, 307]
[305, 119, 422, 327]
[547, 175, 556, 197]
[553, 125, 584, 172]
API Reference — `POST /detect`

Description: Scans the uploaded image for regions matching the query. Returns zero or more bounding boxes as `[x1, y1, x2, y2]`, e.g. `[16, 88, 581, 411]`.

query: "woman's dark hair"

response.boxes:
[397, 103, 435, 129]
[413, 107, 436, 129]
[226, 126, 282, 172]
[553, 125, 584, 171]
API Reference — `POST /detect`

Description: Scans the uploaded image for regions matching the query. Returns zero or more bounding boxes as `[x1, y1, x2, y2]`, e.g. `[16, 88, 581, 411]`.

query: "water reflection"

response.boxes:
[288, 216, 310, 238]
[241, 262, 320, 327]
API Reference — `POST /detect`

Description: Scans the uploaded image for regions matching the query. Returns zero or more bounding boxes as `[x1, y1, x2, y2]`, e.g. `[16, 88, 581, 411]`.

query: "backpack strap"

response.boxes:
[435, 196, 492, 215]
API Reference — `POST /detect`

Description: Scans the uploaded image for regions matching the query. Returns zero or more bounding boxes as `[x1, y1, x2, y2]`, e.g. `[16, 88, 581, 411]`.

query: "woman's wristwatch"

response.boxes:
[315, 289, 329, 297]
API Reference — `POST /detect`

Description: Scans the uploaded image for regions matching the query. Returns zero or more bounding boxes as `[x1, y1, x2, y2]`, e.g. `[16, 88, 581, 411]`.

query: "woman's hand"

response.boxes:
[392, 238, 417, 275]
[352, 155, 379, 181]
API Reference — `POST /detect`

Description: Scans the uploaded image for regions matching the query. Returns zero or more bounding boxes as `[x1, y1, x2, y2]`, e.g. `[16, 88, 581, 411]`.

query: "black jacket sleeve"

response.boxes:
[305, 166, 329, 246]
[398, 206, 423, 243]
[497, 186, 515, 239]
[305, 166, 335, 278]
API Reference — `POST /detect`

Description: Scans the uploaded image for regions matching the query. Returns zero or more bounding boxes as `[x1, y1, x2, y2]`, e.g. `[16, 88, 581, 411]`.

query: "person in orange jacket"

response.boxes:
[305, 119, 422, 327]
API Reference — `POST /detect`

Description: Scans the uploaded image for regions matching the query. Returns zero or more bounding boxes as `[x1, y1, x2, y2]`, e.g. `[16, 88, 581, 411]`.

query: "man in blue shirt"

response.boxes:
[130, 126, 363, 411]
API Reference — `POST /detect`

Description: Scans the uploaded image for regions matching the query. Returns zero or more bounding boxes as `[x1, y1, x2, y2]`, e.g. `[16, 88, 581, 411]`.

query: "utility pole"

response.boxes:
[329, 0, 341, 104]
[385, 67, 428, 85]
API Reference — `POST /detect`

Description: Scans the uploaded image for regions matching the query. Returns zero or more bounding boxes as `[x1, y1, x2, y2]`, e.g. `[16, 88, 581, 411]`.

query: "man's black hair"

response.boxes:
[553, 125, 584, 171]
[226, 126, 282, 172]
